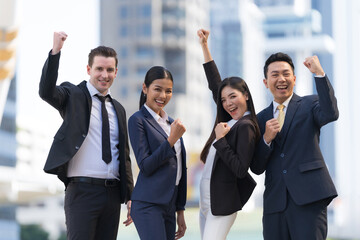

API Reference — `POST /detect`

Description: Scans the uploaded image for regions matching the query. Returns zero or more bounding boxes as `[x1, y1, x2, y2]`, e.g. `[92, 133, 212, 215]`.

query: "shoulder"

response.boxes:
[112, 98, 126, 112]
[233, 116, 257, 134]
[129, 110, 144, 123]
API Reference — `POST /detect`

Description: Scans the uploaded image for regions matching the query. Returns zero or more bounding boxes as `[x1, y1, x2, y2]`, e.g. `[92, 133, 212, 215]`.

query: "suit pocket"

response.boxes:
[299, 160, 325, 172]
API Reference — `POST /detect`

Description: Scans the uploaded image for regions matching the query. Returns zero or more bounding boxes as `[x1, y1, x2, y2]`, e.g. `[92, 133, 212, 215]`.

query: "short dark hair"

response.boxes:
[263, 52, 294, 78]
[88, 46, 118, 68]
[139, 66, 173, 109]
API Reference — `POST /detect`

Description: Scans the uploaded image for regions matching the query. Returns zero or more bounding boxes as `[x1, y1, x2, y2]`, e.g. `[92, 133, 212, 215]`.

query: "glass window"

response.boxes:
[119, 5, 128, 19]
[140, 4, 151, 17]
[120, 26, 128, 37]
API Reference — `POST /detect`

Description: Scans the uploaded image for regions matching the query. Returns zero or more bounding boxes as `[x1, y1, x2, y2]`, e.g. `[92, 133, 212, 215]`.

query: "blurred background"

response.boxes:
[0, 0, 359, 239]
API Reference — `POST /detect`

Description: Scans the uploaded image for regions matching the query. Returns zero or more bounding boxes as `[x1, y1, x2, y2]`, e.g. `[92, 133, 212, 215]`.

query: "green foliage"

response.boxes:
[57, 231, 67, 240]
[20, 224, 49, 240]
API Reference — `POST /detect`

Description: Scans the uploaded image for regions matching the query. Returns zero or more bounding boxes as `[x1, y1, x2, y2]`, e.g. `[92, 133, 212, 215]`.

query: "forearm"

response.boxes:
[200, 42, 213, 63]
[314, 75, 339, 123]
[203, 60, 222, 102]
[39, 51, 60, 100]
[250, 139, 272, 175]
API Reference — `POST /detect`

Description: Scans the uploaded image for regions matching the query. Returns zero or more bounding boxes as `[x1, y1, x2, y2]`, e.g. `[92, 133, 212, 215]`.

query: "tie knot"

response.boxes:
[96, 95, 108, 103]
[277, 104, 285, 111]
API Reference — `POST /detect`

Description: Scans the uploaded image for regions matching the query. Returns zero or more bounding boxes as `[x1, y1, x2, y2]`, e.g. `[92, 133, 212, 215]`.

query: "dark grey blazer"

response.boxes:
[39, 51, 134, 203]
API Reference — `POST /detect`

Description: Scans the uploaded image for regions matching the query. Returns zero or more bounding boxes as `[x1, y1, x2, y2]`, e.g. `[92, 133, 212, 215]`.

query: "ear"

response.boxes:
[142, 83, 147, 95]
[293, 75, 296, 86]
[263, 78, 268, 88]
[87, 65, 91, 75]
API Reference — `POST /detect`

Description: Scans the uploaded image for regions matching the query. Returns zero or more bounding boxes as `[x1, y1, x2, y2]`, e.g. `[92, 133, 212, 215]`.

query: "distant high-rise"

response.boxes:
[100, 0, 213, 154]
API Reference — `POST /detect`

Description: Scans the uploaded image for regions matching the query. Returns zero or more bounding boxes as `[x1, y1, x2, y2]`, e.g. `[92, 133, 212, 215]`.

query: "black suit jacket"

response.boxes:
[251, 74, 339, 214]
[39, 51, 134, 203]
[203, 60, 257, 216]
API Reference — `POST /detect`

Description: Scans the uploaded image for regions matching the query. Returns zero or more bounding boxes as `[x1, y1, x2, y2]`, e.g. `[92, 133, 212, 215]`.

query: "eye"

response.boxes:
[166, 90, 172, 94]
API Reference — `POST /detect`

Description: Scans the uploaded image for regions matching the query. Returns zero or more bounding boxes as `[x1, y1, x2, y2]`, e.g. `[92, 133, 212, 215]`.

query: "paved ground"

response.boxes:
[117, 207, 263, 240]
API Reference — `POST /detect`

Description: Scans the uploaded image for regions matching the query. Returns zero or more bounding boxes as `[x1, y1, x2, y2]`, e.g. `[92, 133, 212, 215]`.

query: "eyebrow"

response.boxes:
[221, 92, 236, 100]
[153, 84, 172, 90]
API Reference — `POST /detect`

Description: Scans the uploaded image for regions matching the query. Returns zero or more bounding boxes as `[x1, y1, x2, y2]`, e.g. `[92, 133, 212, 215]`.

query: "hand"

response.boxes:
[303, 55, 325, 76]
[122, 201, 133, 226]
[175, 210, 186, 239]
[52, 31, 68, 55]
[215, 122, 231, 140]
[197, 29, 210, 45]
[263, 118, 280, 144]
[168, 119, 186, 147]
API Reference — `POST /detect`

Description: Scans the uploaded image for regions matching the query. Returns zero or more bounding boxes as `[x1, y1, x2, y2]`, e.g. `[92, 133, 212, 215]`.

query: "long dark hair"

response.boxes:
[139, 66, 173, 110]
[200, 77, 260, 163]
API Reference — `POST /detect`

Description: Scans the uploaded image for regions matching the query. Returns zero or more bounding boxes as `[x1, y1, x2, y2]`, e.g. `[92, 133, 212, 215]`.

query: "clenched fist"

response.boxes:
[52, 31, 68, 55]
[303, 55, 325, 76]
[168, 119, 186, 147]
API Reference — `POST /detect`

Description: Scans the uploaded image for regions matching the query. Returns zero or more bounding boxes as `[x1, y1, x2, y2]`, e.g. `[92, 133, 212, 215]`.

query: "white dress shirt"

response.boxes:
[144, 104, 182, 186]
[67, 81, 120, 179]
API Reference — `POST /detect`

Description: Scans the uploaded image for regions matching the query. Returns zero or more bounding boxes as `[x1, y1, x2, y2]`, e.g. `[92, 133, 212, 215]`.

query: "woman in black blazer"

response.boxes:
[197, 29, 260, 240]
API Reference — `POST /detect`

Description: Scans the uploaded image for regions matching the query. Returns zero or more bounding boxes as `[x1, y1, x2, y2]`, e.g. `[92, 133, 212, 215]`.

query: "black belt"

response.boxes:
[69, 177, 120, 187]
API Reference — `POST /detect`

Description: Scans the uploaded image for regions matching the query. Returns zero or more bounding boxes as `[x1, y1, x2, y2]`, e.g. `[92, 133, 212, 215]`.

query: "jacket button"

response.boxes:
[280, 153, 285, 158]
[283, 170, 287, 174]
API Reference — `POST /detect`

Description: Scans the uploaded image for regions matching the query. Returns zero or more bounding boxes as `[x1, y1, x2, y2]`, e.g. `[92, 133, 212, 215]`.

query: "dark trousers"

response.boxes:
[64, 181, 121, 240]
[131, 187, 178, 240]
[263, 192, 329, 240]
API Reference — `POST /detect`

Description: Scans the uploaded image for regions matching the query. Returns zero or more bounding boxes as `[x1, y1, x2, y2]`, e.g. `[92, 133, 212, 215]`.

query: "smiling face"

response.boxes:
[87, 56, 118, 95]
[263, 61, 296, 104]
[220, 85, 248, 120]
[143, 78, 173, 115]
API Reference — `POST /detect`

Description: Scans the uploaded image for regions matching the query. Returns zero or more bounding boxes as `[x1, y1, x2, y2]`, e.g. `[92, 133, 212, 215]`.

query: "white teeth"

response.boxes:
[155, 100, 164, 104]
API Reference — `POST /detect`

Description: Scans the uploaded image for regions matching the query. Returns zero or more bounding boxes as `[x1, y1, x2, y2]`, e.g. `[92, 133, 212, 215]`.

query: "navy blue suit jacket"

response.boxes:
[251, 76, 339, 214]
[128, 106, 187, 211]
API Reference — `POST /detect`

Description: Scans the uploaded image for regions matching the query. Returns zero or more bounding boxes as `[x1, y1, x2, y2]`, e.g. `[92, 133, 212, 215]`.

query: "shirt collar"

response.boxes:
[273, 93, 293, 114]
[87, 81, 112, 97]
[144, 104, 169, 123]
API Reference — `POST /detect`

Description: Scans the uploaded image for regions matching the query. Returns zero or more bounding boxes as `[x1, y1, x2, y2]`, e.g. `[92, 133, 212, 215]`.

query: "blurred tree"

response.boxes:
[20, 224, 49, 240]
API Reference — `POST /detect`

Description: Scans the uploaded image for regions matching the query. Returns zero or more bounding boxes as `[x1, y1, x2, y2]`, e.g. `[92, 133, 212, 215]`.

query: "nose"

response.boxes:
[225, 99, 232, 107]
[278, 74, 286, 82]
[101, 70, 108, 79]
[159, 90, 166, 98]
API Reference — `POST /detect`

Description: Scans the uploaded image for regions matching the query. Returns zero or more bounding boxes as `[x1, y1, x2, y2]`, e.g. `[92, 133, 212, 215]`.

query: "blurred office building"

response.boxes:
[0, 1, 66, 239]
[100, 0, 214, 201]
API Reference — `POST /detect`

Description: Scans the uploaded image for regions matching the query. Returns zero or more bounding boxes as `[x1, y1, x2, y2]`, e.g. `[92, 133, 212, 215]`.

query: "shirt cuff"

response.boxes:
[263, 136, 271, 147]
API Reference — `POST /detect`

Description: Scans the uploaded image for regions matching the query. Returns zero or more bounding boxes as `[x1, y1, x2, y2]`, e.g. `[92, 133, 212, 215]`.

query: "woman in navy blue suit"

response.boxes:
[128, 66, 187, 240]
[197, 29, 260, 240]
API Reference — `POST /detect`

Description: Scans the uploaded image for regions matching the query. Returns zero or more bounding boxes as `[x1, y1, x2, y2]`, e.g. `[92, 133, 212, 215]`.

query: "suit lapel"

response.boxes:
[112, 100, 126, 140]
[141, 106, 169, 139]
[78, 81, 92, 115]
[276, 94, 301, 147]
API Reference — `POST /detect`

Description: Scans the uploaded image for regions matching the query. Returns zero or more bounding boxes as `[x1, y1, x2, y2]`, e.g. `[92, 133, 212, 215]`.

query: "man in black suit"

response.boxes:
[39, 31, 134, 240]
[251, 53, 339, 240]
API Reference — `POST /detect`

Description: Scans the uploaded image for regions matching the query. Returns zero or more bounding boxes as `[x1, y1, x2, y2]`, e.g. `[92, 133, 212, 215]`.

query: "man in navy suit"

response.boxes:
[251, 53, 339, 240]
[39, 32, 134, 240]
